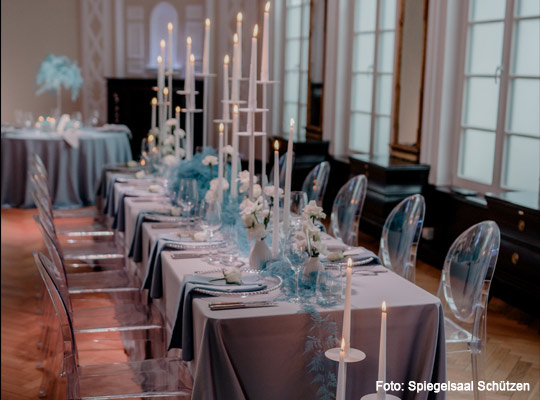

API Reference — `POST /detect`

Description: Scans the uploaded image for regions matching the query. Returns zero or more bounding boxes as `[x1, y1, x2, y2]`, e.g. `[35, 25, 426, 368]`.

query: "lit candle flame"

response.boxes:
[341, 338, 346, 351]
[224, 54, 230, 64]
[253, 24, 259, 37]
[148, 134, 154, 142]
[205, 18, 211, 27]
[175, 106, 181, 113]
[233, 33, 238, 44]
[233, 105, 239, 114]
[265, 1, 271, 12]
[168, 22, 173, 31]
[382, 301, 387, 313]
[290, 118, 295, 127]
[219, 123, 224, 133]
[141, 159, 146, 166]
[237, 12, 243, 22]
[274, 140, 279, 151]
[151, 97, 157, 105]
[38, 116, 44, 122]
[347, 257, 353, 269]
[157, 55, 162, 64]
[186, 36, 192, 45]
[160, 39, 166, 49]
[190, 54, 195, 63]
[163, 87, 169, 96]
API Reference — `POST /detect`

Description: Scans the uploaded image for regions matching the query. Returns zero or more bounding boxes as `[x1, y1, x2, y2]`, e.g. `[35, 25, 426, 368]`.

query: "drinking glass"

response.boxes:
[199, 200, 222, 241]
[290, 191, 308, 229]
[23, 112, 34, 129]
[316, 265, 343, 306]
[71, 111, 82, 128]
[219, 223, 240, 266]
[177, 179, 199, 224]
[88, 110, 100, 127]
[283, 229, 309, 303]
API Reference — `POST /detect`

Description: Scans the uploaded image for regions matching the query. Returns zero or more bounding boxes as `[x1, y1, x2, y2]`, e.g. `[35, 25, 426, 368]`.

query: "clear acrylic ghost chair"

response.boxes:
[29, 153, 104, 221]
[437, 221, 500, 400]
[269, 151, 295, 188]
[379, 194, 426, 283]
[301, 161, 331, 206]
[33, 251, 192, 399]
[329, 175, 368, 247]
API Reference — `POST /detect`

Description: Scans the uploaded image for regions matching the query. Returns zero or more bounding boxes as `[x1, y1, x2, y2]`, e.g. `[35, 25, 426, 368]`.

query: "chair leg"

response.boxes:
[471, 351, 485, 400]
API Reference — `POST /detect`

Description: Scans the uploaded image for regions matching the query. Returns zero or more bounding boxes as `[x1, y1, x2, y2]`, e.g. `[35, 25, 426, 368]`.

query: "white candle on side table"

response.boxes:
[230, 105, 239, 198]
[218, 123, 224, 203]
[283, 118, 294, 233]
[272, 140, 280, 258]
[247, 24, 258, 200]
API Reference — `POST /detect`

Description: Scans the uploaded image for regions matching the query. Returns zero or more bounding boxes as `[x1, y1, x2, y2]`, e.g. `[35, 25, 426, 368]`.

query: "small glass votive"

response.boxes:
[316, 265, 344, 306]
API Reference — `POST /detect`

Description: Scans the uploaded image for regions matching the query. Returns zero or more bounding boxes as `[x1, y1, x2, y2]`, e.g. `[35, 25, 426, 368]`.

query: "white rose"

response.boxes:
[209, 177, 230, 191]
[149, 127, 160, 136]
[127, 160, 138, 168]
[242, 213, 256, 228]
[202, 155, 218, 166]
[164, 134, 175, 146]
[170, 206, 182, 216]
[177, 147, 186, 158]
[148, 184, 161, 193]
[240, 199, 258, 215]
[249, 222, 267, 240]
[263, 185, 284, 199]
[310, 239, 327, 256]
[326, 250, 344, 262]
[162, 154, 177, 167]
[223, 267, 242, 284]
[134, 170, 146, 179]
[302, 200, 326, 220]
[175, 128, 186, 139]
[205, 189, 217, 203]
[223, 145, 234, 156]
[237, 170, 258, 193]
[253, 184, 262, 198]
[192, 231, 207, 242]
[166, 118, 177, 127]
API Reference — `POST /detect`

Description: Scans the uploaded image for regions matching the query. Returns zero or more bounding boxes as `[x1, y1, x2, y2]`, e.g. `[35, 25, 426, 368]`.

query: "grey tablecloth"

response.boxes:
[1, 128, 132, 208]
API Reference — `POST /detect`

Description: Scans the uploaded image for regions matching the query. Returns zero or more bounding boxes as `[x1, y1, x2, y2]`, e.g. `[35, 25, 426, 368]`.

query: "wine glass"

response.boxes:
[177, 179, 199, 225]
[219, 223, 240, 266]
[88, 110, 100, 127]
[283, 229, 309, 303]
[290, 191, 308, 229]
[199, 200, 222, 241]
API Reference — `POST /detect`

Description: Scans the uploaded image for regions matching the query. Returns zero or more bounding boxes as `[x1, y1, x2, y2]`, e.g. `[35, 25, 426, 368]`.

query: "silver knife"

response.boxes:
[209, 301, 278, 311]
[170, 253, 203, 259]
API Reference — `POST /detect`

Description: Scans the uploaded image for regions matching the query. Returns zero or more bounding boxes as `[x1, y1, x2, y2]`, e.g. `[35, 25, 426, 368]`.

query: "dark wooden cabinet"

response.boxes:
[106, 78, 204, 157]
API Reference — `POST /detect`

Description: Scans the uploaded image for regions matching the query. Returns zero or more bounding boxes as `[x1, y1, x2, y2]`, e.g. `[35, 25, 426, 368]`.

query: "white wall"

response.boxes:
[1, 0, 82, 124]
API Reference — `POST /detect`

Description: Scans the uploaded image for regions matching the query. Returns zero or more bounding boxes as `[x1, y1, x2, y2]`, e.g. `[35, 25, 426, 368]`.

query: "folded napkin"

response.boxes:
[322, 246, 381, 266]
[128, 210, 173, 261]
[141, 237, 183, 298]
[112, 189, 164, 231]
[97, 124, 132, 138]
[62, 128, 82, 148]
[168, 274, 267, 360]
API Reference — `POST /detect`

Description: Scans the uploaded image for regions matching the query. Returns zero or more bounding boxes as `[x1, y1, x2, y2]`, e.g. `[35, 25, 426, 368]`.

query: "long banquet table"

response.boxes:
[108, 180, 446, 400]
[1, 127, 132, 208]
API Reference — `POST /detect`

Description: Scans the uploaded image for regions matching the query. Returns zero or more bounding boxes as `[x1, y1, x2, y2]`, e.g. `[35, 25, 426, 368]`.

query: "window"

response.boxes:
[148, 2, 179, 69]
[455, 0, 539, 192]
[282, 0, 310, 140]
[349, 0, 397, 156]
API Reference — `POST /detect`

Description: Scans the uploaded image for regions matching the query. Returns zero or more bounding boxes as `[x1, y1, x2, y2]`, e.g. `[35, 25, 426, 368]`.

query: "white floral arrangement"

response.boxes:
[175, 128, 186, 139]
[237, 171, 274, 241]
[295, 200, 328, 258]
[162, 154, 178, 167]
[204, 177, 229, 203]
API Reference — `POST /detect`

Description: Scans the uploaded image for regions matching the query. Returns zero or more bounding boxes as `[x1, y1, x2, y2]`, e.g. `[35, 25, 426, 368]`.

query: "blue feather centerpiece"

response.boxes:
[35, 54, 83, 101]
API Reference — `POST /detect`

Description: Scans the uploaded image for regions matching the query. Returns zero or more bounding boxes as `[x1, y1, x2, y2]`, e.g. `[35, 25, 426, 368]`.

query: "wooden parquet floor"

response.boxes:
[1, 210, 539, 399]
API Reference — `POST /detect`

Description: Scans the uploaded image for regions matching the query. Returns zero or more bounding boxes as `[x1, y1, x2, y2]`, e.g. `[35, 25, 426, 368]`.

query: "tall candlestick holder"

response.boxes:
[256, 79, 279, 187]
[176, 87, 202, 160]
[196, 72, 216, 149]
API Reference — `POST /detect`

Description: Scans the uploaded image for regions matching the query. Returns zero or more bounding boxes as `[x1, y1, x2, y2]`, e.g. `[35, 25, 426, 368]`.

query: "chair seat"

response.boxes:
[63, 241, 124, 261]
[67, 270, 139, 294]
[444, 317, 476, 344]
[73, 304, 161, 333]
[78, 357, 192, 399]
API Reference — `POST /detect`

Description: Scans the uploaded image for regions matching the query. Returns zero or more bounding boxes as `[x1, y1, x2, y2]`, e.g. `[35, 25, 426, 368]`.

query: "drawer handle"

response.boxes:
[518, 220, 525, 231]
[511, 252, 519, 265]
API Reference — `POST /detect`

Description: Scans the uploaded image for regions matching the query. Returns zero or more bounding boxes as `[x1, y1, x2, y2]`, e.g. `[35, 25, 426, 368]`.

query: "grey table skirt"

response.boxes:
[1, 129, 132, 209]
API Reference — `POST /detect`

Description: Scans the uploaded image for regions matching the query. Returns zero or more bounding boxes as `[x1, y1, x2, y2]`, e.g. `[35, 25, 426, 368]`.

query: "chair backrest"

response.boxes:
[269, 152, 294, 188]
[33, 251, 80, 396]
[379, 194, 426, 282]
[329, 175, 368, 247]
[28, 169, 55, 217]
[437, 221, 500, 326]
[32, 214, 73, 314]
[301, 161, 331, 206]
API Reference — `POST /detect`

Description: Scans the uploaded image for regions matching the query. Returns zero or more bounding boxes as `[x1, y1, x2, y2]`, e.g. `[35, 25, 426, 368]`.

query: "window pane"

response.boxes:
[516, 0, 540, 17]
[285, 40, 301, 69]
[470, 0, 506, 21]
[349, 113, 372, 152]
[503, 135, 540, 190]
[302, 4, 310, 37]
[376, 74, 393, 115]
[301, 39, 309, 70]
[355, 0, 377, 32]
[352, 33, 375, 72]
[374, 116, 391, 156]
[379, 0, 397, 30]
[351, 74, 373, 112]
[467, 22, 504, 75]
[378, 31, 395, 73]
[286, 6, 301, 38]
[284, 72, 300, 101]
[463, 77, 500, 130]
[300, 72, 308, 101]
[459, 129, 496, 184]
[513, 19, 540, 76]
[507, 79, 540, 136]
